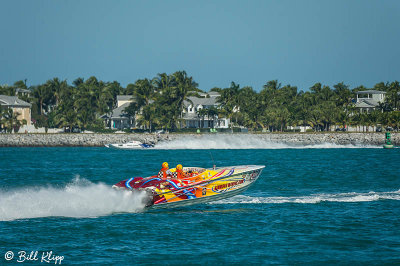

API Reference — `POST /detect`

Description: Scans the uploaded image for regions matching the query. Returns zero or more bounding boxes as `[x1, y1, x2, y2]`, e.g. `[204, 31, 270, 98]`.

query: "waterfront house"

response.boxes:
[0, 95, 32, 125]
[101, 92, 230, 130]
[354, 90, 386, 113]
[182, 92, 229, 129]
[15, 88, 31, 97]
[101, 95, 136, 130]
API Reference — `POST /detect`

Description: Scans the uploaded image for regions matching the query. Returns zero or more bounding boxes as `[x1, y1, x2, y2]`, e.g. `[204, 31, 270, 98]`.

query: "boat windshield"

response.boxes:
[183, 167, 206, 175]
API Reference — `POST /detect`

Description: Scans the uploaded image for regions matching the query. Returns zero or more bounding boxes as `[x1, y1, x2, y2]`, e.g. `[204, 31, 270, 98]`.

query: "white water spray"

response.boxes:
[0, 177, 147, 221]
[154, 135, 380, 149]
[211, 189, 400, 204]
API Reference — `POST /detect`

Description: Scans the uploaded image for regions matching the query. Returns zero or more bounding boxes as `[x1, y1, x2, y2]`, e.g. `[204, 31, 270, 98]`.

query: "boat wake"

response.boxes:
[154, 135, 380, 149]
[211, 189, 400, 204]
[0, 177, 147, 222]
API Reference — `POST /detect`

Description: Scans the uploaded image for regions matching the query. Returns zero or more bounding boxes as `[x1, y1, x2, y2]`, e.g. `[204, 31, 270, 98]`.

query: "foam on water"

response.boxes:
[211, 189, 400, 204]
[154, 135, 380, 149]
[0, 177, 147, 221]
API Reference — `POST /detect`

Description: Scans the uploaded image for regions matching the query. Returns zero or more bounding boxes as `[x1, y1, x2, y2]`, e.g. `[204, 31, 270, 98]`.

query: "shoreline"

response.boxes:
[0, 132, 397, 147]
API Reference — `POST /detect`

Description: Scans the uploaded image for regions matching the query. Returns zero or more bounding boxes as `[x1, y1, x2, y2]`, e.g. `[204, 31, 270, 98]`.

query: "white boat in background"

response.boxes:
[105, 141, 154, 149]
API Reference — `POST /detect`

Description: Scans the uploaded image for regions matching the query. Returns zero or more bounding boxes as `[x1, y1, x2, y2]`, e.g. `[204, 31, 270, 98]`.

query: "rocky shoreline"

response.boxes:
[0, 132, 397, 147]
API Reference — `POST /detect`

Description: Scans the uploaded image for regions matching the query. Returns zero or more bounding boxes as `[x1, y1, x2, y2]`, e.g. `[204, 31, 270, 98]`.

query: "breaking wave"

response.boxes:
[0, 177, 147, 221]
[211, 190, 400, 204]
[154, 135, 380, 149]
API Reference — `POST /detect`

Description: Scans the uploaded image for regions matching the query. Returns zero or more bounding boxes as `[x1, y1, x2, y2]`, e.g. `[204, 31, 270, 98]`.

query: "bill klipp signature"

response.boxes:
[4, 250, 64, 264]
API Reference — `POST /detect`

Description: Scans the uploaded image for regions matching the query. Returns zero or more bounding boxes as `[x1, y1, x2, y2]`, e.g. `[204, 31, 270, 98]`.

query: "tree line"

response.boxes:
[216, 80, 400, 132]
[0, 71, 399, 133]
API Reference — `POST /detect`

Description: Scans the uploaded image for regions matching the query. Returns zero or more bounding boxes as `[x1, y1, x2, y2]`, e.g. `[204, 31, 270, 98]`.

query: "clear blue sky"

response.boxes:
[1, 0, 399, 92]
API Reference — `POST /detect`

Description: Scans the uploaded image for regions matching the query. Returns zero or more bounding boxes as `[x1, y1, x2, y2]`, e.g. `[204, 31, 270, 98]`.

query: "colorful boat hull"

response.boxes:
[113, 165, 265, 208]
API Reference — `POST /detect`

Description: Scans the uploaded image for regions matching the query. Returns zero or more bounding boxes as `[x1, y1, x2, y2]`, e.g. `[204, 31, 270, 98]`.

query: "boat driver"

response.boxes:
[175, 164, 187, 179]
[158, 162, 172, 179]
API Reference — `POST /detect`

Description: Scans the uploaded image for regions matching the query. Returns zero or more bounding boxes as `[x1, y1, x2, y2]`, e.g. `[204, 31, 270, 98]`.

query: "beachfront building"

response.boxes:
[0, 95, 32, 125]
[354, 90, 386, 113]
[101, 95, 136, 130]
[182, 92, 229, 129]
[101, 92, 230, 130]
[15, 88, 31, 97]
[286, 125, 313, 133]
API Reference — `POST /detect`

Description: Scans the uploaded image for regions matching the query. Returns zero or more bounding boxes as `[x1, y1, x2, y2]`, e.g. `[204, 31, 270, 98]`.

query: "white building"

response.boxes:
[101, 92, 230, 130]
[182, 92, 229, 129]
[0, 95, 32, 125]
[100, 95, 136, 130]
[354, 90, 386, 113]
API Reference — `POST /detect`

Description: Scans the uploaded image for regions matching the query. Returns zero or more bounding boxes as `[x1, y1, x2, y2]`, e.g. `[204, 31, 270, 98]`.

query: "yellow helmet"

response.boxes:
[176, 164, 182, 170]
[162, 162, 169, 168]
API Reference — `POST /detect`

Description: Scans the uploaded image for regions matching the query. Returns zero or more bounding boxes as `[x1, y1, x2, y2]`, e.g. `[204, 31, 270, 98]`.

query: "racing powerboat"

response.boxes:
[105, 140, 153, 149]
[112, 165, 265, 208]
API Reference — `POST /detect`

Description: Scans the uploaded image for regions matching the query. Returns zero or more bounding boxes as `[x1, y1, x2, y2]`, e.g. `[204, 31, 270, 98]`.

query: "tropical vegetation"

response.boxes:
[0, 71, 399, 133]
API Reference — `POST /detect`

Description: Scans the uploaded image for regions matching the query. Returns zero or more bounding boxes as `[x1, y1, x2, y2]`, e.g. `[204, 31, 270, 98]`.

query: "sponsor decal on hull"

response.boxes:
[212, 179, 245, 193]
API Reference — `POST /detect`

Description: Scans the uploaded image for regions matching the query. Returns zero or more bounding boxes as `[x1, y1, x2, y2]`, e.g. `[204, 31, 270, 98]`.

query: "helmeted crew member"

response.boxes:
[158, 162, 172, 179]
[175, 164, 187, 179]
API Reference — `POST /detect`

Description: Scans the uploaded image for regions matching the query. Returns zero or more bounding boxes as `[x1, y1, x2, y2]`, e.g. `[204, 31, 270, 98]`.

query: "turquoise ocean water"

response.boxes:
[1, 136, 400, 265]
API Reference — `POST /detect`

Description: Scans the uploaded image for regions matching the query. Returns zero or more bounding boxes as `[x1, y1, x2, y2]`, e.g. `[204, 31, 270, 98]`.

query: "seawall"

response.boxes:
[0, 133, 170, 147]
[258, 132, 399, 146]
[0, 132, 397, 147]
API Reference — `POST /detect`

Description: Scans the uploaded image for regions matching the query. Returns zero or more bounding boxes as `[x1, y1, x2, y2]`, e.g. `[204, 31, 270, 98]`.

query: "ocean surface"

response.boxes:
[1, 136, 399, 265]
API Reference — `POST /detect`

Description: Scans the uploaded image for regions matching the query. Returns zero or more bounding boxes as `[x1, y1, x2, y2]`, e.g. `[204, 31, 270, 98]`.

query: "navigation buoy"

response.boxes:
[383, 132, 394, 149]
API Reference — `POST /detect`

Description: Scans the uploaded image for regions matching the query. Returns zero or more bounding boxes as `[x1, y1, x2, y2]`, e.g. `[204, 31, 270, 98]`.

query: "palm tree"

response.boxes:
[124, 102, 139, 128]
[350, 113, 362, 132]
[360, 113, 369, 132]
[55, 110, 77, 133]
[125, 78, 157, 129]
[132, 78, 155, 108]
[152, 73, 177, 130]
[33, 85, 52, 115]
[76, 110, 92, 131]
[99, 85, 115, 115]
[275, 107, 290, 132]
[136, 104, 157, 132]
[333, 82, 351, 107]
[73, 84, 96, 130]
[368, 110, 381, 132]
[45, 78, 68, 106]
[172, 71, 199, 122]
[320, 102, 338, 131]
[386, 81, 400, 110]
[390, 111, 400, 131]
[152, 71, 199, 130]
[336, 110, 350, 130]
[197, 108, 208, 128]
[153, 73, 172, 90]
[217, 82, 240, 132]
[238, 86, 258, 128]
[308, 107, 323, 132]
[14, 80, 28, 91]
[206, 107, 218, 128]
[2, 108, 22, 133]
[0, 85, 15, 96]
[263, 108, 278, 132]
